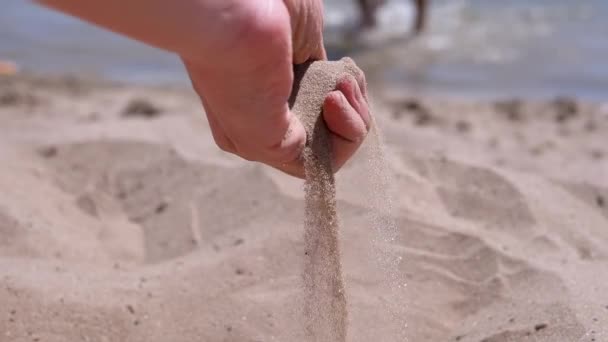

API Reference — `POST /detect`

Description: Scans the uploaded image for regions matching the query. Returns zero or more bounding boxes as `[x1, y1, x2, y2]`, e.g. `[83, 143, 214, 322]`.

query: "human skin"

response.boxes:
[36, 0, 371, 178]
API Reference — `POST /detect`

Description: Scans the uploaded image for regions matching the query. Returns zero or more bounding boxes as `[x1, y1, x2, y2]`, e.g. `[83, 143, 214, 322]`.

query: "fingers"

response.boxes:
[286, 0, 326, 63]
[336, 74, 371, 128]
[293, 42, 327, 64]
[324, 91, 366, 142]
[292, 34, 326, 64]
[277, 72, 370, 178]
[264, 112, 307, 166]
[265, 113, 307, 178]
[323, 75, 371, 172]
[311, 33, 328, 61]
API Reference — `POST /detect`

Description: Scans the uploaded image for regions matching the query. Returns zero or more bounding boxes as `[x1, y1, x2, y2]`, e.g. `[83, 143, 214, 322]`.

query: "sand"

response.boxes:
[0, 71, 607, 342]
[290, 59, 361, 342]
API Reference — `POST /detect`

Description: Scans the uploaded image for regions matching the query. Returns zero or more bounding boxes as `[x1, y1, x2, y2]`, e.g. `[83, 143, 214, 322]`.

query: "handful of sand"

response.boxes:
[289, 58, 366, 342]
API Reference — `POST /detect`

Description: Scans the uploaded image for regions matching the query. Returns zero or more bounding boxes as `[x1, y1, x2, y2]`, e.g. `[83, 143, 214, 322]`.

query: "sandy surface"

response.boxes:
[0, 72, 607, 342]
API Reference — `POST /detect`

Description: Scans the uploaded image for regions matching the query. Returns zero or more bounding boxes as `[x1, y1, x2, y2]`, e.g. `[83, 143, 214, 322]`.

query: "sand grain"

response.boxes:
[290, 58, 365, 342]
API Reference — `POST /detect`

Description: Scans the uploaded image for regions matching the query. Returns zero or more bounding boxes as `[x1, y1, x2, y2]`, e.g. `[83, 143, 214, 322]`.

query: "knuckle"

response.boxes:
[217, 142, 232, 153]
[237, 2, 290, 54]
[214, 136, 233, 153]
[268, 141, 304, 165]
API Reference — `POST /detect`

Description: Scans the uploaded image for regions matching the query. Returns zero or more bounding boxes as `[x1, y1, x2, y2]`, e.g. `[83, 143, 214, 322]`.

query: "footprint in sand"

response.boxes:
[406, 156, 537, 236]
[43, 141, 302, 264]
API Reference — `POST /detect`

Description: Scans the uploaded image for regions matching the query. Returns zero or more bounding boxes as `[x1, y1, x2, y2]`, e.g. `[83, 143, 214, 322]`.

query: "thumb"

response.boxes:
[314, 38, 328, 61]
[266, 111, 307, 178]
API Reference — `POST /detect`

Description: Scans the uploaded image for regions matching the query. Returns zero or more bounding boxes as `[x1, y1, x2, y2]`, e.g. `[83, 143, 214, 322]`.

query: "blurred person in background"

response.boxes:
[357, 0, 428, 34]
[0, 60, 18, 76]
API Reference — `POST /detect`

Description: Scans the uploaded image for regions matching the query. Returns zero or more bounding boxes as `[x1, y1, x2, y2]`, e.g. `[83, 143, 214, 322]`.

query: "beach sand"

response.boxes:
[291, 60, 353, 342]
[0, 72, 607, 341]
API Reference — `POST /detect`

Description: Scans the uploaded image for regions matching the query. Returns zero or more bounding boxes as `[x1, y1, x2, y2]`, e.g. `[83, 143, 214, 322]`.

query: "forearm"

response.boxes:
[36, 0, 276, 62]
[37, 0, 297, 159]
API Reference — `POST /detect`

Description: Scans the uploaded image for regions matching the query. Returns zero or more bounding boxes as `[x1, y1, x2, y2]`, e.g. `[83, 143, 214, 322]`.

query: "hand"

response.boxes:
[282, 0, 326, 63]
[182, 0, 370, 178]
[35, 0, 369, 178]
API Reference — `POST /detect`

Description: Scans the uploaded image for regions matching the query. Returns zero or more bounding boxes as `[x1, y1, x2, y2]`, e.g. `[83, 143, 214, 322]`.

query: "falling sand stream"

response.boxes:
[290, 57, 397, 342]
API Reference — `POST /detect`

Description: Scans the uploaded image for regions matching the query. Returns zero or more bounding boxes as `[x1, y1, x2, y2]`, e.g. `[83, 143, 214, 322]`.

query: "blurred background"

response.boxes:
[1, 0, 606, 99]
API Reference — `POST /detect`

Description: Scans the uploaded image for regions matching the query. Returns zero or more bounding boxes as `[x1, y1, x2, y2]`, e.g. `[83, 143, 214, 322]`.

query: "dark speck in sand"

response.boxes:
[590, 150, 604, 160]
[395, 99, 435, 126]
[585, 120, 597, 132]
[154, 201, 168, 214]
[126, 304, 135, 314]
[488, 138, 500, 149]
[400, 99, 423, 112]
[38, 146, 58, 158]
[553, 96, 578, 123]
[122, 98, 162, 118]
[534, 323, 548, 331]
[597, 195, 605, 208]
[414, 110, 434, 126]
[455, 120, 471, 133]
[530, 145, 544, 156]
[495, 99, 523, 121]
[0, 90, 39, 107]
[0, 91, 19, 106]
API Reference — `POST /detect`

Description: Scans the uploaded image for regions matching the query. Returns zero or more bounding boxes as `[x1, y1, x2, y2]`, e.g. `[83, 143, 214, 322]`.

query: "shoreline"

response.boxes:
[2, 71, 606, 187]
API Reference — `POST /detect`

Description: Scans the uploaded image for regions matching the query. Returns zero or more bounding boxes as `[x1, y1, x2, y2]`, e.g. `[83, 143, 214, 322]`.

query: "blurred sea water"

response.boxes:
[1, 0, 606, 99]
